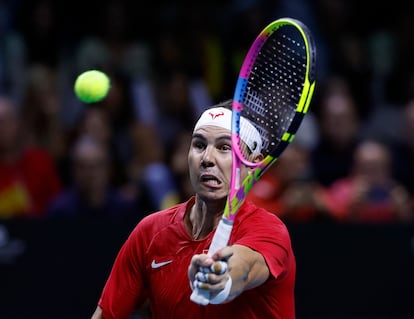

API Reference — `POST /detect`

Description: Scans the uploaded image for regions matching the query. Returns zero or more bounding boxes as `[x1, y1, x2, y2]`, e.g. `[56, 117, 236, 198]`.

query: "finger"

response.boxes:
[189, 253, 216, 284]
[199, 260, 227, 275]
[188, 258, 198, 280]
[188, 255, 203, 280]
[195, 271, 210, 283]
[193, 279, 208, 290]
[191, 254, 214, 267]
[211, 247, 233, 262]
[189, 254, 213, 274]
[195, 273, 229, 293]
[197, 272, 226, 288]
[210, 261, 227, 275]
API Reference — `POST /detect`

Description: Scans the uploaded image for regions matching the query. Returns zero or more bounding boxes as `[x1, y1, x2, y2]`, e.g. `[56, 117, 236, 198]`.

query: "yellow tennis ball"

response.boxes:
[74, 70, 110, 103]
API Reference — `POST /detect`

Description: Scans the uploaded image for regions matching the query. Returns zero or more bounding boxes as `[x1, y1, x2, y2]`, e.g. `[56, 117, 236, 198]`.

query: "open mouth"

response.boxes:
[200, 174, 222, 186]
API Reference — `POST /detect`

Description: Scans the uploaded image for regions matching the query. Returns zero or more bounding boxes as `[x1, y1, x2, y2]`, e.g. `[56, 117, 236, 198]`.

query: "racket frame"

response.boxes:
[190, 17, 316, 305]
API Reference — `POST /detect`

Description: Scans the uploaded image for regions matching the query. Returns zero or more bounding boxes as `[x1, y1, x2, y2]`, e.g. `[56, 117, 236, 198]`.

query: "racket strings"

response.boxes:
[241, 26, 308, 158]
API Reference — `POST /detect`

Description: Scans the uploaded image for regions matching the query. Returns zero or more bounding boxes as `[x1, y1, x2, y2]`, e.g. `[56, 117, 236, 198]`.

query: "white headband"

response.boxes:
[193, 107, 262, 154]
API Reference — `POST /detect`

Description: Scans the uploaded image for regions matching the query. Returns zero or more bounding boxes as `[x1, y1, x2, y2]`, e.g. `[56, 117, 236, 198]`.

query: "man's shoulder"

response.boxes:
[241, 200, 284, 223]
[145, 200, 186, 219]
[237, 200, 291, 238]
[235, 201, 293, 251]
[123, 199, 191, 248]
[135, 199, 189, 232]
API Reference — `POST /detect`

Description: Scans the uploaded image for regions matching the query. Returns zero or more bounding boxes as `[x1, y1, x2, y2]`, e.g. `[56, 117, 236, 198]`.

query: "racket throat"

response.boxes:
[234, 167, 241, 190]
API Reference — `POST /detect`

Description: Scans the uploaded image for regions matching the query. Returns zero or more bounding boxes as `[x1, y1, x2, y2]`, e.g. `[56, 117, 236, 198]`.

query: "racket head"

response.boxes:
[233, 17, 316, 167]
[225, 17, 317, 219]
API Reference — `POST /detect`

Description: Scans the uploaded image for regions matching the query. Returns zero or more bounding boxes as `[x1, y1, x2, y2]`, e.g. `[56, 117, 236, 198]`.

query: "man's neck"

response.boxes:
[187, 197, 224, 240]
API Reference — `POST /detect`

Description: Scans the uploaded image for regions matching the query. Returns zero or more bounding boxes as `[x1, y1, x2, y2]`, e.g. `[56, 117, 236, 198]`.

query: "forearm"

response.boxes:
[189, 244, 270, 304]
[91, 306, 104, 319]
[225, 244, 270, 300]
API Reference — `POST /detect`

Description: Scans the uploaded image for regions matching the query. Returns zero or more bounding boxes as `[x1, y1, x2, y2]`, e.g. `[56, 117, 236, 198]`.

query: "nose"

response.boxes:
[201, 145, 215, 167]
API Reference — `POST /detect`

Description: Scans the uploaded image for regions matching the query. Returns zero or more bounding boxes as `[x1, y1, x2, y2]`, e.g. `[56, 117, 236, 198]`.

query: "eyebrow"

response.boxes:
[192, 133, 231, 143]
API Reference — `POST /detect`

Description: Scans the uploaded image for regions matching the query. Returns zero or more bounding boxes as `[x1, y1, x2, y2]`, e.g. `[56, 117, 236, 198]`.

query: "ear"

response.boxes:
[250, 152, 264, 163]
[245, 153, 264, 175]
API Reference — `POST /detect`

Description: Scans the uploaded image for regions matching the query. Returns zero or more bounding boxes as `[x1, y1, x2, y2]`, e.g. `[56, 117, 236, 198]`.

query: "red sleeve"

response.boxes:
[99, 222, 149, 319]
[232, 202, 294, 280]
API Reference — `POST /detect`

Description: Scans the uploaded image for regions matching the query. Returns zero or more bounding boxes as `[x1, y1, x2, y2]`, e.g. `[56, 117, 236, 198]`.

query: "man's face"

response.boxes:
[188, 126, 232, 201]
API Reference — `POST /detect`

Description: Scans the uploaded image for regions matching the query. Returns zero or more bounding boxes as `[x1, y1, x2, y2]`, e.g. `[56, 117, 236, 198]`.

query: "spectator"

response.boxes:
[73, 0, 149, 80]
[16, 0, 63, 68]
[47, 135, 138, 219]
[0, 1, 25, 103]
[325, 140, 413, 223]
[127, 122, 179, 213]
[390, 99, 414, 196]
[73, 103, 131, 188]
[169, 129, 195, 202]
[247, 141, 332, 223]
[153, 70, 207, 154]
[20, 63, 67, 162]
[311, 78, 362, 186]
[0, 96, 61, 218]
[98, 70, 136, 186]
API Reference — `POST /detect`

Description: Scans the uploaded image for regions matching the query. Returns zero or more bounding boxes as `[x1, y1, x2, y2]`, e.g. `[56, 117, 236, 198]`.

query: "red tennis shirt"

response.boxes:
[98, 197, 296, 319]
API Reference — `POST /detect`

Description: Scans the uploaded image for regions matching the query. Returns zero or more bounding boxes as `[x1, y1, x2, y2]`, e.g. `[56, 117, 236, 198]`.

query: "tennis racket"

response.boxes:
[190, 17, 317, 305]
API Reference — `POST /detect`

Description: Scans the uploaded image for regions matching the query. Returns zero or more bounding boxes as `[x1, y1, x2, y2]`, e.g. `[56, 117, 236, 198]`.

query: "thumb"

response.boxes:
[212, 246, 233, 262]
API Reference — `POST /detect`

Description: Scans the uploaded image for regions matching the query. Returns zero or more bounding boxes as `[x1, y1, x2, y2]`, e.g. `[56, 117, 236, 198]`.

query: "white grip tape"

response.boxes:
[208, 219, 233, 254]
[190, 219, 233, 305]
[209, 275, 232, 304]
[190, 284, 210, 305]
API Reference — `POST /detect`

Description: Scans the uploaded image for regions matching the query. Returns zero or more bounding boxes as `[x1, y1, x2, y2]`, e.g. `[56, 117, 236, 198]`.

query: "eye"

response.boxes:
[192, 139, 205, 150]
[218, 143, 232, 152]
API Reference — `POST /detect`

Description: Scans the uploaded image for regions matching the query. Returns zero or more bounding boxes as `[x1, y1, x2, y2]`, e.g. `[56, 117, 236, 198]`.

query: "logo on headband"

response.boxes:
[208, 111, 224, 120]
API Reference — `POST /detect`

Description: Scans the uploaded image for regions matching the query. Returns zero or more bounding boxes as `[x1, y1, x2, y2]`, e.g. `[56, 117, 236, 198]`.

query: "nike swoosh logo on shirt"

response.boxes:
[151, 260, 173, 269]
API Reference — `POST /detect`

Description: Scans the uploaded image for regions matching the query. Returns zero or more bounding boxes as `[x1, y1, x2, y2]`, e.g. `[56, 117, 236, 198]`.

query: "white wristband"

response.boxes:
[209, 276, 232, 304]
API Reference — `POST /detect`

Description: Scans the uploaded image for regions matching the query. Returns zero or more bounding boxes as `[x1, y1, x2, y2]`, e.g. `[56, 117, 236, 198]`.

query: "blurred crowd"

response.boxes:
[0, 0, 414, 223]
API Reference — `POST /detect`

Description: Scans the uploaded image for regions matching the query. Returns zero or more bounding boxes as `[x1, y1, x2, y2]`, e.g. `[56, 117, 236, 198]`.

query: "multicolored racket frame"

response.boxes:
[225, 17, 316, 222]
[190, 17, 316, 306]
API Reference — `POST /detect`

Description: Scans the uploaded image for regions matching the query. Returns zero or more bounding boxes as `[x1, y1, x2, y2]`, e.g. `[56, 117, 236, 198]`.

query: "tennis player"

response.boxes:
[91, 100, 296, 319]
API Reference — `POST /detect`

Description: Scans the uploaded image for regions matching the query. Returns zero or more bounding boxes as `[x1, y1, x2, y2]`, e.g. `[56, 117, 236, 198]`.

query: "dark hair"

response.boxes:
[213, 99, 232, 110]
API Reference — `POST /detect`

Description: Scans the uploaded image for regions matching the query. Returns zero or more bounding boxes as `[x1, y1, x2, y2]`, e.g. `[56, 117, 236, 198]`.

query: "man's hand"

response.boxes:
[188, 248, 233, 303]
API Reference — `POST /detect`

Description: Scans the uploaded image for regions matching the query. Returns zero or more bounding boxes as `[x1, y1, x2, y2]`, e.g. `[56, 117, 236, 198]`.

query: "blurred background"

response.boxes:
[0, 0, 413, 318]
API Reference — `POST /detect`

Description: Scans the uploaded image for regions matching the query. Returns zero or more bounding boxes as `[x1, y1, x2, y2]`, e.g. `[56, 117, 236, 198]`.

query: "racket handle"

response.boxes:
[190, 219, 234, 305]
[208, 218, 233, 255]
